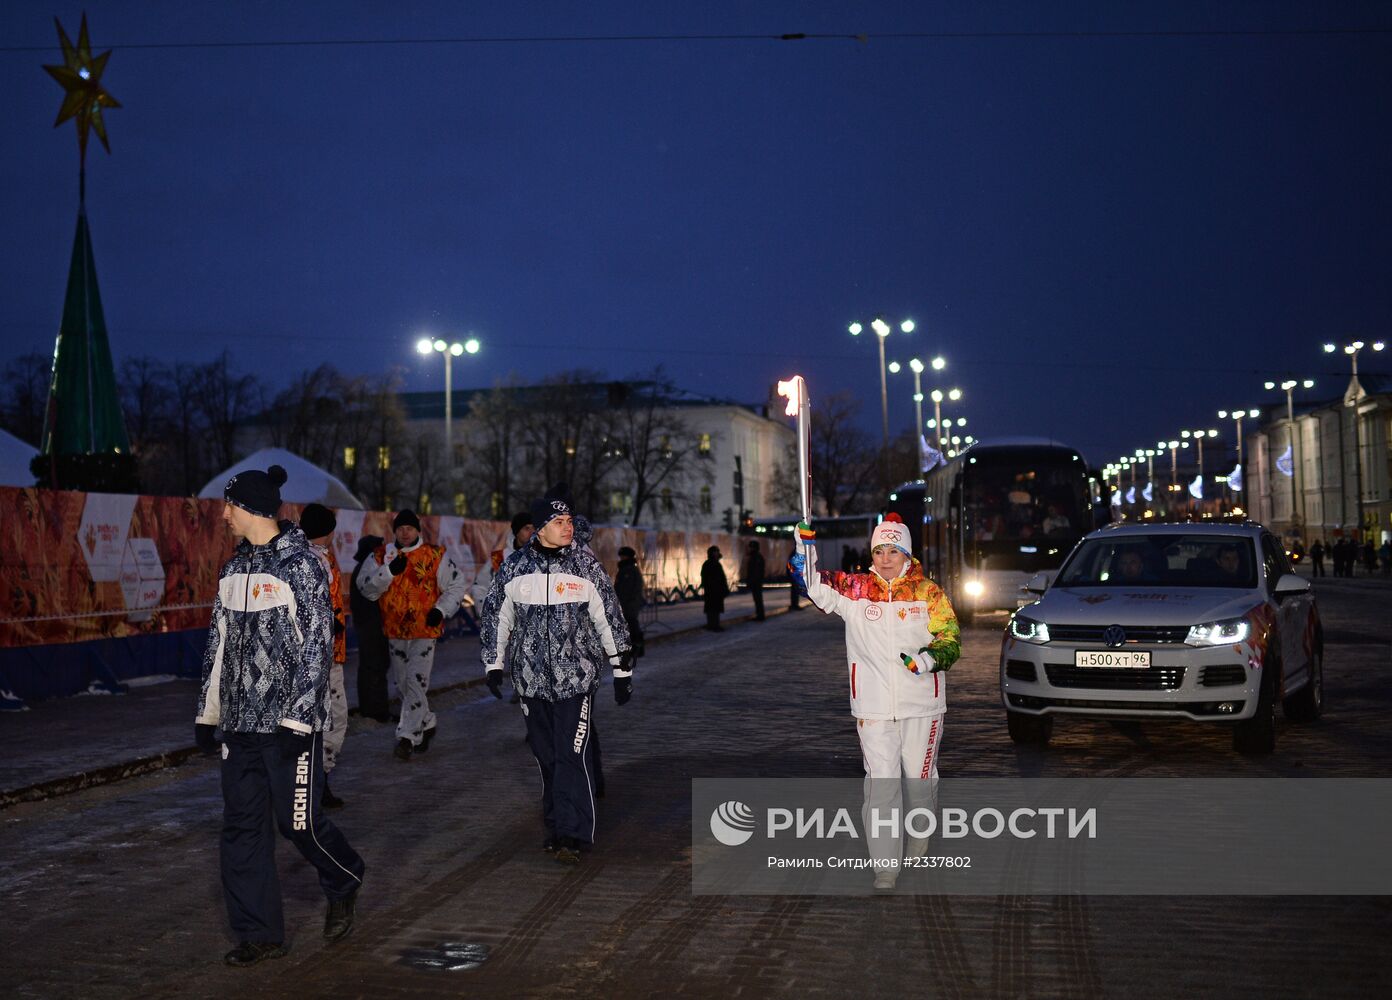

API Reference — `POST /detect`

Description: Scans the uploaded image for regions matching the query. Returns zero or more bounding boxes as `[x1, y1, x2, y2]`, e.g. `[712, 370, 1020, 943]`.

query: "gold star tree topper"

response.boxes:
[43, 14, 121, 165]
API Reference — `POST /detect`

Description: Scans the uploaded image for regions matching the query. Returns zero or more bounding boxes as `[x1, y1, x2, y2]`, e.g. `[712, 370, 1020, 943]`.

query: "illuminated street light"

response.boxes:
[928, 387, 963, 456]
[850, 316, 914, 468]
[416, 334, 482, 475]
[1264, 377, 1316, 533]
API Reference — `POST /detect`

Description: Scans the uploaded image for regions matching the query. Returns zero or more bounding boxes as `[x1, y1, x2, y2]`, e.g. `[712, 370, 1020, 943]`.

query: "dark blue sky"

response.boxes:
[3, 1, 1390, 470]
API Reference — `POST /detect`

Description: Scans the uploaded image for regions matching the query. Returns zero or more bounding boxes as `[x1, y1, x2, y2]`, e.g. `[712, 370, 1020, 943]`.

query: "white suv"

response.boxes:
[1000, 522, 1323, 754]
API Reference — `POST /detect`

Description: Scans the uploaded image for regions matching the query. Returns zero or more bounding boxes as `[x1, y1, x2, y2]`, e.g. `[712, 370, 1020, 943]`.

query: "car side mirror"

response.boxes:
[1273, 573, 1311, 598]
[1024, 571, 1052, 595]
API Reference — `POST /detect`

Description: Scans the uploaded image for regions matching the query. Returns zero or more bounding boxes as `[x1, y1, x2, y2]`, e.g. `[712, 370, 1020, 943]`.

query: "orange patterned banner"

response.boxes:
[0, 487, 787, 649]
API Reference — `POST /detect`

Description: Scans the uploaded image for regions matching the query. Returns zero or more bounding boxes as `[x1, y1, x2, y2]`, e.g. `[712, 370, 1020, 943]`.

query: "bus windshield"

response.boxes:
[965, 459, 1088, 545]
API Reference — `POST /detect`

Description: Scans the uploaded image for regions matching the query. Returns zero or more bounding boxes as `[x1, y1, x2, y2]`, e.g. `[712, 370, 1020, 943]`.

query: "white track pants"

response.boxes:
[858, 713, 945, 871]
[323, 663, 347, 773]
[389, 638, 438, 746]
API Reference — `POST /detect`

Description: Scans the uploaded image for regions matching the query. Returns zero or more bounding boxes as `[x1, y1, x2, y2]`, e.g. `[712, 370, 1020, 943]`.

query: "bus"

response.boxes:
[887, 439, 1096, 621]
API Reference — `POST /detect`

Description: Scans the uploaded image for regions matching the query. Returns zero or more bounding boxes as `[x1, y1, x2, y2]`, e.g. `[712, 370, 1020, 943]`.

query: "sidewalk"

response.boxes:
[0, 587, 798, 806]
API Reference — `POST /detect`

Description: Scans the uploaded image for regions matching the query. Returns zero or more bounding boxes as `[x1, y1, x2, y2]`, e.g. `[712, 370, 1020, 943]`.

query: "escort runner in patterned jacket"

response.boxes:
[300, 503, 348, 809]
[357, 509, 468, 759]
[795, 513, 960, 888]
[480, 485, 632, 864]
[193, 464, 364, 967]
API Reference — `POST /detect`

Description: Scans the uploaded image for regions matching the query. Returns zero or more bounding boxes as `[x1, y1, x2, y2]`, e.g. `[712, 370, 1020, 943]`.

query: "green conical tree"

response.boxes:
[31, 208, 139, 492]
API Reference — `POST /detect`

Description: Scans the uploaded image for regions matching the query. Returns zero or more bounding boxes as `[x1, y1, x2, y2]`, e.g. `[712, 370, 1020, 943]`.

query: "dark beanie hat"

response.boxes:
[300, 503, 336, 540]
[393, 509, 421, 531]
[510, 510, 533, 535]
[224, 464, 287, 519]
[618, 546, 636, 559]
[530, 483, 573, 534]
[707, 545, 722, 558]
[354, 534, 383, 561]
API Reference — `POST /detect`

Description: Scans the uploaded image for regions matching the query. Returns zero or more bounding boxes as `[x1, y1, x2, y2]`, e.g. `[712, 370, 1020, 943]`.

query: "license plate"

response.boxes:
[1074, 650, 1151, 668]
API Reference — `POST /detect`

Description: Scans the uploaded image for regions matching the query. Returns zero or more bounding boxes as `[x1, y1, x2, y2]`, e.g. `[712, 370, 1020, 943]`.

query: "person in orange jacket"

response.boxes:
[300, 504, 348, 808]
[357, 509, 468, 760]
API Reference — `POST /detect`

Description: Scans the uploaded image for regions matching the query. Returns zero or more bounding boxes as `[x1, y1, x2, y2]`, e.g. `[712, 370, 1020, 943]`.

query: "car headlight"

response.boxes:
[1185, 617, 1250, 646]
[1010, 614, 1050, 644]
[964, 579, 985, 598]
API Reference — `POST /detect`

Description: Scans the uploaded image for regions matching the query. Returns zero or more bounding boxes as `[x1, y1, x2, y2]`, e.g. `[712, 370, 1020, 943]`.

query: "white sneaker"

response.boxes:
[872, 870, 898, 891]
[905, 836, 929, 860]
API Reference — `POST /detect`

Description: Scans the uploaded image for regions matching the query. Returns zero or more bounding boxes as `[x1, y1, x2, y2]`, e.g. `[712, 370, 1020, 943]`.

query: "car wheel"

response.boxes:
[1234, 651, 1279, 755]
[1282, 646, 1323, 723]
[1007, 711, 1053, 745]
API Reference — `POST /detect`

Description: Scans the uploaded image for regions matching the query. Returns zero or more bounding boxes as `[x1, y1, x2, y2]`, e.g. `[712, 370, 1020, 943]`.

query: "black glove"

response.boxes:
[389, 554, 408, 576]
[275, 726, 312, 760]
[425, 607, 444, 628]
[614, 675, 633, 706]
[618, 649, 636, 673]
[194, 723, 219, 754]
[486, 669, 504, 699]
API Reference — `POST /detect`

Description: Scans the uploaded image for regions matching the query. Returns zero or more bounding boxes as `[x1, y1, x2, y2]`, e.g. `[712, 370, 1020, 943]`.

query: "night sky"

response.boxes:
[3, 1, 1390, 471]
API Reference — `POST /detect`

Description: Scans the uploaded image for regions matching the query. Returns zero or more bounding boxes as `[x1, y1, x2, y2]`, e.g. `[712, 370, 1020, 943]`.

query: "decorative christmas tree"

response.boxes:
[33, 14, 138, 492]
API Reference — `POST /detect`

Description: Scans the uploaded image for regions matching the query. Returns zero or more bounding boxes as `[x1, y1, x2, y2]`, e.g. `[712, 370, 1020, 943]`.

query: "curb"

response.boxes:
[0, 603, 795, 810]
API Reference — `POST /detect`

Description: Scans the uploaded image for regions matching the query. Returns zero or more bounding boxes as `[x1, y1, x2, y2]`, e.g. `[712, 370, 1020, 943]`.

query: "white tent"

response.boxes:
[198, 447, 365, 510]
[0, 429, 39, 487]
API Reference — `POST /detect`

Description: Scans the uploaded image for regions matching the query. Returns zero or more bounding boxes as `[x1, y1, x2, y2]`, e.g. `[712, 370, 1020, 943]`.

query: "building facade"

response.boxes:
[1246, 375, 1392, 545]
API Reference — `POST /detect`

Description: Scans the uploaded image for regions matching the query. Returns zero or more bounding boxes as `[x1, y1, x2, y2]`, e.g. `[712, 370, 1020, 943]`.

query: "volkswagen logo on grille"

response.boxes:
[1103, 625, 1127, 648]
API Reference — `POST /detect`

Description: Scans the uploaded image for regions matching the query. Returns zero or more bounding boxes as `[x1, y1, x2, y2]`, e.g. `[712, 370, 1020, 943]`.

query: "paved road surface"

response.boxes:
[1, 577, 1389, 998]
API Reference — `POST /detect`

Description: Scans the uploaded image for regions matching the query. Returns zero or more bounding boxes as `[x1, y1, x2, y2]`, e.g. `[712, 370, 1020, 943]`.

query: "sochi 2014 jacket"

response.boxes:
[480, 535, 631, 702]
[804, 547, 961, 721]
[357, 539, 468, 640]
[196, 523, 333, 734]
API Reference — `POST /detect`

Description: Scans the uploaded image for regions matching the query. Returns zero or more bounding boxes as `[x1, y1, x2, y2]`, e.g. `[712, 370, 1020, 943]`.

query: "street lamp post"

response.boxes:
[928, 387, 963, 456]
[849, 317, 914, 465]
[416, 335, 481, 478]
[1264, 378, 1315, 537]
[889, 355, 943, 445]
[1181, 428, 1219, 507]
[1324, 340, 1385, 539]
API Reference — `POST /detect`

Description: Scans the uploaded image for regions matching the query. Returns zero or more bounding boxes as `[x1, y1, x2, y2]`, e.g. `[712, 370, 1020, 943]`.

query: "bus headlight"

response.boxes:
[964, 579, 985, 598]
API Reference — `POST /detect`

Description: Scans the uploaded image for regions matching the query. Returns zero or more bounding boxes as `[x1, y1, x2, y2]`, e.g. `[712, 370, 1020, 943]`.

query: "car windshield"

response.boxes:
[1055, 534, 1258, 588]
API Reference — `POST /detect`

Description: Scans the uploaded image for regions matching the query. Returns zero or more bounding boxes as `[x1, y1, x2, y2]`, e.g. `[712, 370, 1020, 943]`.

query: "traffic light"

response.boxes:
[722, 507, 734, 532]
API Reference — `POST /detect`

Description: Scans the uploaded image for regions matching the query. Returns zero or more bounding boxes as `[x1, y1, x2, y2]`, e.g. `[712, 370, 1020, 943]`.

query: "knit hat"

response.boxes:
[354, 534, 383, 562]
[510, 510, 534, 535]
[707, 545, 722, 558]
[530, 484, 573, 533]
[870, 513, 912, 557]
[393, 509, 421, 531]
[300, 503, 336, 540]
[224, 464, 287, 519]
[618, 546, 636, 559]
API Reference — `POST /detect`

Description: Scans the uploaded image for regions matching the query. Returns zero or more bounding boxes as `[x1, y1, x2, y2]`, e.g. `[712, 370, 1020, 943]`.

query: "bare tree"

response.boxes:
[0, 352, 54, 446]
[768, 390, 879, 517]
[606, 372, 712, 526]
[194, 352, 264, 472]
[464, 379, 526, 518]
[268, 364, 348, 468]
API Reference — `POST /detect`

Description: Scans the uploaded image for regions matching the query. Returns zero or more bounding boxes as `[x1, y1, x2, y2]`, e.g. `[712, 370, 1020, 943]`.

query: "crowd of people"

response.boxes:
[1306, 536, 1392, 578]
[191, 464, 961, 964]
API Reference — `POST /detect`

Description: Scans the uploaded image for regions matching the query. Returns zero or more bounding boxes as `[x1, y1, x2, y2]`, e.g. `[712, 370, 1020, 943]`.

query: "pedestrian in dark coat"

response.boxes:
[614, 546, 646, 658]
[702, 545, 729, 631]
[349, 534, 391, 722]
[1309, 539, 1325, 577]
[743, 541, 766, 621]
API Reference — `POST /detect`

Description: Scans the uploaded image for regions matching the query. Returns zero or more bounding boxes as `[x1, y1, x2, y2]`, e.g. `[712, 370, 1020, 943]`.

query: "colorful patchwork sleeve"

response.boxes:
[924, 583, 961, 671]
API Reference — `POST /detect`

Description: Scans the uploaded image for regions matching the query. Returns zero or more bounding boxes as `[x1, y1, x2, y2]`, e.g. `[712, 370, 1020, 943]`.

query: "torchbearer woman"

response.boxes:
[793, 513, 960, 890]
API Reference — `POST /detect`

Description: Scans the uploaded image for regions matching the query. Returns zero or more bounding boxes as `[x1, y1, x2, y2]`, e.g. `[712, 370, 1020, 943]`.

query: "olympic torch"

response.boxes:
[776, 375, 811, 524]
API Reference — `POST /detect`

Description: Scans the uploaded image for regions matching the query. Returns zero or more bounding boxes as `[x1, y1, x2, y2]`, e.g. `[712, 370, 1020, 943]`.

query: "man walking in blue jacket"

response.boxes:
[480, 485, 633, 865]
[195, 464, 365, 965]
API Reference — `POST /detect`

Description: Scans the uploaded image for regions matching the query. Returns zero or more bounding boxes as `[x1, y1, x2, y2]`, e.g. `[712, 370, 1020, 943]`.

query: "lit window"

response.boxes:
[700, 485, 712, 513]
[661, 435, 673, 460]
[698, 433, 712, 455]
[377, 445, 390, 470]
[453, 492, 467, 515]
[419, 494, 432, 515]
[565, 438, 577, 457]
[343, 446, 356, 470]
[490, 492, 502, 518]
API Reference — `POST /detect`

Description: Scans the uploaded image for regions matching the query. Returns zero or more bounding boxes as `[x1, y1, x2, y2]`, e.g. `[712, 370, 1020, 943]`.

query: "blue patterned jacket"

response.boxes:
[480, 525, 631, 702]
[196, 523, 333, 733]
